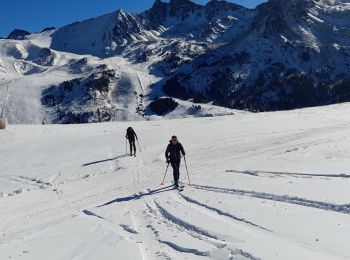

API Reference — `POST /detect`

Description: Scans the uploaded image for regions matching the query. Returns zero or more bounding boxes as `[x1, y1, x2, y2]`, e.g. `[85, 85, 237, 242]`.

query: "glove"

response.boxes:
[166, 158, 171, 164]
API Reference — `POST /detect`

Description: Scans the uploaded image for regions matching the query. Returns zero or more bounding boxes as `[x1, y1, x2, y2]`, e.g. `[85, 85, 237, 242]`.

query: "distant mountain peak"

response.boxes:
[152, 0, 166, 5]
[41, 27, 56, 33]
[116, 9, 127, 17]
[251, 0, 315, 36]
[169, 0, 198, 5]
[150, 0, 167, 10]
[148, 0, 168, 24]
[205, 0, 244, 20]
[267, 0, 315, 14]
[7, 29, 31, 40]
[168, 0, 202, 18]
[205, 0, 244, 9]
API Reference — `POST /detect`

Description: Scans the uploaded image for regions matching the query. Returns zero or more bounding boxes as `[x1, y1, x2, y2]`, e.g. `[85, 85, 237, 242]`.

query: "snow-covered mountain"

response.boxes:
[50, 0, 251, 56]
[145, 0, 350, 111]
[0, 0, 349, 123]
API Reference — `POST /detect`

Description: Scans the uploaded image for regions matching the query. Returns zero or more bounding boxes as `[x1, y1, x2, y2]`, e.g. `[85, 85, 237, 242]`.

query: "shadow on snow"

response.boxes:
[82, 154, 128, 167]
[97, 185, 175, 207]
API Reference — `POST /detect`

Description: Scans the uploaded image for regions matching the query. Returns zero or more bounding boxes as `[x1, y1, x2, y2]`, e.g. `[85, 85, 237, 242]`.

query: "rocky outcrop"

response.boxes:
[7, 29, 31, 40]
[205, 0, 243, 20]
[41, 27, 56, 33]
[42, 70, 117, 124]
[251, 0, 314, 36]
[149, 97, 178, 115]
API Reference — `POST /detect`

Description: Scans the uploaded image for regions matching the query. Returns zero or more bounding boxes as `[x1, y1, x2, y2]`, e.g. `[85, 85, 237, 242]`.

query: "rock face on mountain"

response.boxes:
[168, 0, 201, 18]
[41, 27, 56, 33]
[147, 0, 168, 25]
[205, 0, 243, 19]
[7, 29, 31, 40]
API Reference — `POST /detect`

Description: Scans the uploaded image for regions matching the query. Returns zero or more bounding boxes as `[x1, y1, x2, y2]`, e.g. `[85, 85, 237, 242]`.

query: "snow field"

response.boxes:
[1, 103, 350, 259]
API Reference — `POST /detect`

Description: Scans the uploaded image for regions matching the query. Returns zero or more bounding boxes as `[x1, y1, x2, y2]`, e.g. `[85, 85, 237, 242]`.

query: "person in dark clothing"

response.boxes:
[126, 127, 138, 156]
[165, 135, 186, 188]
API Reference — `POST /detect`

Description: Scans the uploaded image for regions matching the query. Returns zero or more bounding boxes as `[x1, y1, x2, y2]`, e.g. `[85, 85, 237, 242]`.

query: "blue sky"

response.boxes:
[0, 0, 266, 38]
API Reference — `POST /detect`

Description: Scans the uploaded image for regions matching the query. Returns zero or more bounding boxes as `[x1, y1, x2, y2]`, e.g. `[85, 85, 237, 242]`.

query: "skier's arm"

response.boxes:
[180, 144, 186, 156]
[134, 131, 138, 140]
[165, 145, 170, 160]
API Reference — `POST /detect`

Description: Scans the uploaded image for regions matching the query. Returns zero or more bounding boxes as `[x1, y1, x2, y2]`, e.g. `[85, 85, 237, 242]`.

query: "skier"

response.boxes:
[165, 135, 186, 188]
[42, 117, 47, 125]
[126, 127, 138, 156]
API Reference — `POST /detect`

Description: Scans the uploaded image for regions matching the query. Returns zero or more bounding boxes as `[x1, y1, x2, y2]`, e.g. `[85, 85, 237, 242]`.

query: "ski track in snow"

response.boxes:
[177, 192, 271, 231]
[143, 198, 260, 260]
[123, 154, 256, 259]
[143, 200, 232, 258]
[0, 175, 53, 197]
[152, 201, 219, 240]
[227, 169, 350, 179]
[192, 185, 350, 214]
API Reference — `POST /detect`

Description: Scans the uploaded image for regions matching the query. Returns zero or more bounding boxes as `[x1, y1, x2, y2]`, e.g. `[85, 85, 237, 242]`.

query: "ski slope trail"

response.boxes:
[1, 104, 350, 259]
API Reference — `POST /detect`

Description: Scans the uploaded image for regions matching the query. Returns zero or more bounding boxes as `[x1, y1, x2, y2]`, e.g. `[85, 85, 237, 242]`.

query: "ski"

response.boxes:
[176, 187, 184, 192]
[175, 184, 184, 191]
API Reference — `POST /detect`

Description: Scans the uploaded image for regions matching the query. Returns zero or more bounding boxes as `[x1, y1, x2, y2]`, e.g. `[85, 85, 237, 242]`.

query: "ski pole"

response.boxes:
[1, 85, 9, 118]
[137, 139, 142, 152]
[161, 163, 170, 185]
[125, 138, 128, 155]
[184, 156, 191, 185]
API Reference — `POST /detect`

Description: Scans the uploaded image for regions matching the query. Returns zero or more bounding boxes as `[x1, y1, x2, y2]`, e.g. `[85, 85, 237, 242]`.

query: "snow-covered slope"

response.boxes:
[0, 35, 236, 124]
[1, 104, 350, 259]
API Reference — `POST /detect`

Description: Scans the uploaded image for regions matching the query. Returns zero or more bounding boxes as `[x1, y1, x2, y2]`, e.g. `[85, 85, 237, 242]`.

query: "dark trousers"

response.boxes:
[128, 139, 136, 154]
[170, 159, 181, 185]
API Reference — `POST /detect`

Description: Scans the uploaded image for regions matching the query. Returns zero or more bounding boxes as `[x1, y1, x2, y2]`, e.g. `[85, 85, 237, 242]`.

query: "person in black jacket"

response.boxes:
[126, 127, 138, 156]
[165, 135, 185, 188]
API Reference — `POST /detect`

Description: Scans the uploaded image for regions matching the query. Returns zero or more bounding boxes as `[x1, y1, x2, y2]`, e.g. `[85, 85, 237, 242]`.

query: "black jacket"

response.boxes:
[165, 141, 185, 161]
[126, 128, 137, 140]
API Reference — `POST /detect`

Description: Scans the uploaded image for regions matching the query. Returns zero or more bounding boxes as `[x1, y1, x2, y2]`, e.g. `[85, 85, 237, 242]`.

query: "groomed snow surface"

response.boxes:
[1, 103, 350, 260]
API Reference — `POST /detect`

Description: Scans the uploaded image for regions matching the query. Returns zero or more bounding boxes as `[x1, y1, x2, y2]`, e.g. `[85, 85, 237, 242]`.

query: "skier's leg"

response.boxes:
[129, 139, 133, 155]
[170, 160, 177, 186]
[175, 159, 181, 184]
[177, 159, 181, 183]
[133, 140, 136, 155]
